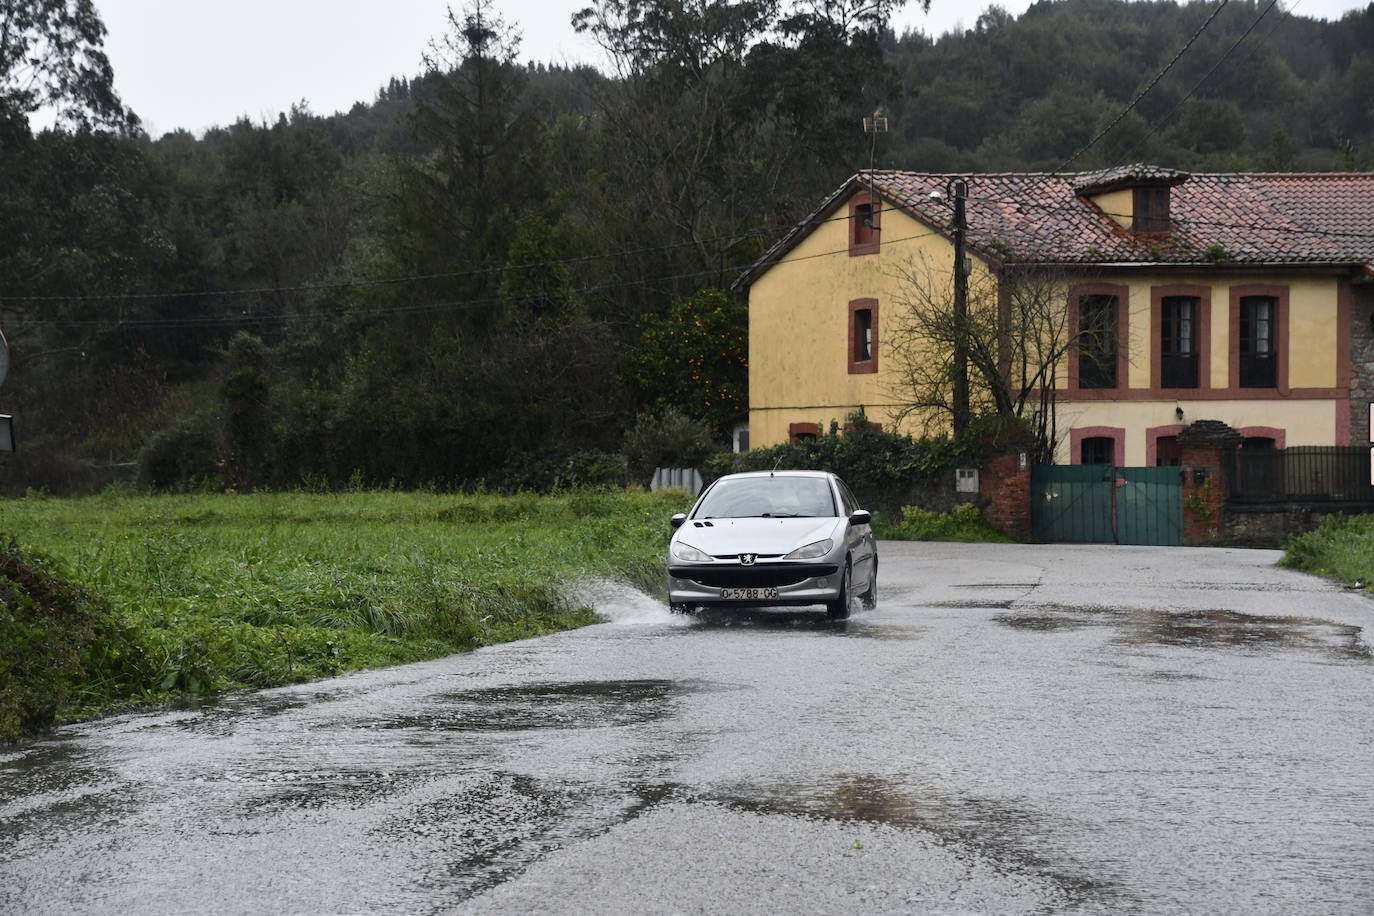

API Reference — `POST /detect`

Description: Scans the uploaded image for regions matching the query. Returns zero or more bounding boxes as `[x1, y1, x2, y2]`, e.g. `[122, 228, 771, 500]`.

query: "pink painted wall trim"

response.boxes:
[1145, 424, 1185, 466]
[1070, 426, 1125, 466]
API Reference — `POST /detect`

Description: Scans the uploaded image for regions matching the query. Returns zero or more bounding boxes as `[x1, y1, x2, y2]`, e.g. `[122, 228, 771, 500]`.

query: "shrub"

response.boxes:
[622, 407, 719, 485]
[480, 449, 629, 492]
[140, 420, 221, 491]
[707, 414, 986, 515]
[1279, 514, 1374, 586]
[876, 503, 1012, 543]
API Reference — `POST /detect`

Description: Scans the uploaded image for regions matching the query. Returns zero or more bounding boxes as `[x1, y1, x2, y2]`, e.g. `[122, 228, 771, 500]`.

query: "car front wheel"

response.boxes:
[826, 563, 851, 620]
[860, 557, 878, 610]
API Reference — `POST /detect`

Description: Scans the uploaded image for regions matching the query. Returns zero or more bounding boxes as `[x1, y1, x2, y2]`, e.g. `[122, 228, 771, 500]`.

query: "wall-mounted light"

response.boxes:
[1175, 406, 1185, 422]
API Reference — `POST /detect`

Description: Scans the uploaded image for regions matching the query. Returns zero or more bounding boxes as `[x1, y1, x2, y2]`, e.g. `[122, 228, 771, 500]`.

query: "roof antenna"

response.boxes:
[771, 455, 783, 475]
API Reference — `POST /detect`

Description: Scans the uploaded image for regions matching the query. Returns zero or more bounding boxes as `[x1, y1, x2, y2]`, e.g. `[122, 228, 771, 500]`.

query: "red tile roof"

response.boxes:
[737, 167, 1374, 287]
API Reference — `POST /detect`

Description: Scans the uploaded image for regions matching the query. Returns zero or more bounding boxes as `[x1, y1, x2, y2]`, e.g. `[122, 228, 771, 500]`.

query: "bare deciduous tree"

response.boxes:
[884, 258, 1080, 463]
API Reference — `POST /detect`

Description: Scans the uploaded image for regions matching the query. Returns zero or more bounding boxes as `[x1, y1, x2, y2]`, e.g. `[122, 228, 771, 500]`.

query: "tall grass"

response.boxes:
[1, 488, 690, 739]
[1279, 513, 1374, 586]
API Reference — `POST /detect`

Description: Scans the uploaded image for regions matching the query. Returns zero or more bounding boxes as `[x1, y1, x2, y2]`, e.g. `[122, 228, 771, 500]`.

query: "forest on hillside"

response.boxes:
[1, 0, 1372, 494]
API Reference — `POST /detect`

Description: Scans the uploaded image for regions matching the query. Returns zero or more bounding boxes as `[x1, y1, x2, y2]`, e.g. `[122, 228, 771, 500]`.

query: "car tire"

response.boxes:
[826, 563, 851, 620]
[668, 602, 694, 615]
[860, 557, 878, 610]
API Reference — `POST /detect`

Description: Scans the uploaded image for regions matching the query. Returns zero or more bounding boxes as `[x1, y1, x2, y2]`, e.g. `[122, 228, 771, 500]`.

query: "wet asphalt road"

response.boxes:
[3, 542, 1374, 915]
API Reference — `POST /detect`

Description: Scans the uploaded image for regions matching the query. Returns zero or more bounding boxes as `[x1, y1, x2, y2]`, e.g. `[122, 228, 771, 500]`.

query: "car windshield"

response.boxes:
[694, 476, 836, 519]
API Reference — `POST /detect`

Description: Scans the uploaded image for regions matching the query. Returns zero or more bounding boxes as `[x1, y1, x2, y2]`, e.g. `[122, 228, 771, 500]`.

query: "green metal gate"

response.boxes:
[1032, 465, 1183, 546]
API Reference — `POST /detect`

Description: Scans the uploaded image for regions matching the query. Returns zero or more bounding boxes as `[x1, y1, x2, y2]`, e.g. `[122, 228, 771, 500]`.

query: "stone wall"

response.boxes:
[1221, 503, 1370, 548]
[1349, 283, 1374, 444]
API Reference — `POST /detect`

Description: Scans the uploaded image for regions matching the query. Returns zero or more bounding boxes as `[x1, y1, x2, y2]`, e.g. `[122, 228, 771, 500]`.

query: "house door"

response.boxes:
[1032, 465, 1183, 546]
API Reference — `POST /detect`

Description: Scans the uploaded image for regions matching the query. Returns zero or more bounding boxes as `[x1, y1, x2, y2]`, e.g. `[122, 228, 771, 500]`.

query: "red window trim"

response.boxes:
[1150, 285, 1211, 391]
[1237, 426, 1286, 449]
[848, 298, 879, 374]
[1070, 426, 1125, 466]
[1067, 283, 1130, 392]
[1228, 285, 1289, 392]
[788, 422, 820, 445]
[849, 196, 881, 256]
[1145, 424, 1185, 467]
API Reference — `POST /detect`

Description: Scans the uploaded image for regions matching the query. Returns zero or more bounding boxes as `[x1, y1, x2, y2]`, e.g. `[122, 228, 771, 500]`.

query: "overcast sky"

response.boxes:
[88, 0, 1369, 137]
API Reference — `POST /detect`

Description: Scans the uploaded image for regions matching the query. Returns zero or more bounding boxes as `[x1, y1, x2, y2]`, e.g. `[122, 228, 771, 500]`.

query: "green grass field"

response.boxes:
[1279, 513, 1374, 588]
[1, 488, 691, 741]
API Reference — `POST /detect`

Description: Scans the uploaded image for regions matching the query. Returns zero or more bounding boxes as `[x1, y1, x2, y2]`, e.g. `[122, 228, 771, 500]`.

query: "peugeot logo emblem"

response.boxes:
[739, 553, 757, 566]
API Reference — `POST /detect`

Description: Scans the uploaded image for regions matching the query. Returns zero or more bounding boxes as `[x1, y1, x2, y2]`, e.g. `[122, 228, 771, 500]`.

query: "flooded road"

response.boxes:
[3, 543, 1373, 914]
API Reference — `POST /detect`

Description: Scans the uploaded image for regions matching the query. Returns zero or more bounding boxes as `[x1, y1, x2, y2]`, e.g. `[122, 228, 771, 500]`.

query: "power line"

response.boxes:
[8, 172, 1374, 327]
[1054, 0, 1232, 173]
[0, 199, 914, 305]
[1132, 0, 1285, 151]
[7, 226, 946, 329]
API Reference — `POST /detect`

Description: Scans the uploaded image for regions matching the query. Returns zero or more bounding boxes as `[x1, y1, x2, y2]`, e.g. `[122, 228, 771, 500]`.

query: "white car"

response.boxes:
[667, 470, 878, 619]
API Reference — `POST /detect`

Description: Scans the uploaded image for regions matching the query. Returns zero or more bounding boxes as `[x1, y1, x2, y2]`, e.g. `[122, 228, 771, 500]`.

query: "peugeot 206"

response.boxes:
[667, 470, 877, 619]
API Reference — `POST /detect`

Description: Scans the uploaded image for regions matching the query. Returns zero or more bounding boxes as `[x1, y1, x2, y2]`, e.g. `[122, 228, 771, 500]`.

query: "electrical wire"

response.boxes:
[5, 226, 946, 329]
[1132, 0, 1286, 150]
[8, 166, 1374, 329]
[1054, 0, 1232, 173]
[0, 198, 916, 305]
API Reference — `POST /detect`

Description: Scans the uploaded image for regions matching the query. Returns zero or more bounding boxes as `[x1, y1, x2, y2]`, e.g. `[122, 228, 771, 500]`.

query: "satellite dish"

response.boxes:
[0, 328, 7, 388]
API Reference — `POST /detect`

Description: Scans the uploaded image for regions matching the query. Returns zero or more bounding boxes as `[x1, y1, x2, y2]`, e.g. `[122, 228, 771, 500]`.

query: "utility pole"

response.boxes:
[948, 178, 970, 434]
[862, 108, 888, 219]
[0, 327, 12, 452]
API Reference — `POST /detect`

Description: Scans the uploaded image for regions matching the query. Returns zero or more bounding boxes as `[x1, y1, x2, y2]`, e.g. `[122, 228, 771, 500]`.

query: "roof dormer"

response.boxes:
[1074, 164, 1191, 235]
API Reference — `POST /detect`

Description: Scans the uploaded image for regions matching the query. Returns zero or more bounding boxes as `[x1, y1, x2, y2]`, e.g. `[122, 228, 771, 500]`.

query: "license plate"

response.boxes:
[720, 587, 778, 600]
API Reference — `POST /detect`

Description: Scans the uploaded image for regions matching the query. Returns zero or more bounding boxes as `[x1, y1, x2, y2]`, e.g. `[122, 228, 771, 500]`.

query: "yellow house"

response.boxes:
[737, 165, 1374, 466]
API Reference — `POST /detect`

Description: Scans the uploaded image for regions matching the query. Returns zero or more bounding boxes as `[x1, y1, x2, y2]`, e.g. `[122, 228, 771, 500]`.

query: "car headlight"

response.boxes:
[671, 541, 713, 562]
[784, 538, 833, 560]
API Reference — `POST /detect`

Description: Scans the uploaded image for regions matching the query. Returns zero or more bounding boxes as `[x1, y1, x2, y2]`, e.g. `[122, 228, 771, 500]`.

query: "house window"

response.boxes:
[849, 197, 880, 256]
[1078, 294, 1119, 389]
[789, 422, 820, 445]
[1080, 436, 1114, 465]
[1242, 436, 1276, 450]
[848, 299, 878, 374]
[1239, 295, 1277, 388]
[1133, 186, 1170, 233]
[854, 309, 873, 362]
[1155, 435, 1181, 466]
[1160, 296, 1199, 389]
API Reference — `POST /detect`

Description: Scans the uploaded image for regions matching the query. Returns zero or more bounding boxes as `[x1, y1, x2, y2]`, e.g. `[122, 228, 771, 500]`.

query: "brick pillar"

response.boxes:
[1180, 441, 1224, 544]
[979, 449, 1031, 538]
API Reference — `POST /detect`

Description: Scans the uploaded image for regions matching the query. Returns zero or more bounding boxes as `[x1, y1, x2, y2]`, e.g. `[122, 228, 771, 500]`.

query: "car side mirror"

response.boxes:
[670, 513, 687, 529]
[849, 510, 872, 526]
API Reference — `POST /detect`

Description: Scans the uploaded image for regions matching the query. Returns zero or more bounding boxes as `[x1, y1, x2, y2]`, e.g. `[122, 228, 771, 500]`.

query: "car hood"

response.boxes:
[673, 517, 842, 557]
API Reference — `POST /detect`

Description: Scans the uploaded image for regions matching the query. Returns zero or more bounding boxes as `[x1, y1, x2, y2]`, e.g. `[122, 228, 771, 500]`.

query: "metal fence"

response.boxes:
[1226, 447, 1374, 504]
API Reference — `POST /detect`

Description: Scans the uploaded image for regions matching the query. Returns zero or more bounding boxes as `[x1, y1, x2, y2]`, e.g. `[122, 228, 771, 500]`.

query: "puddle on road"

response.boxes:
[153, 686, 365, 737]
[711, 774, 1122, 910]
[240, 768, 418, 815]
[688, 606, 853, 630]
[375, 773, 686, 900]
[0, 740, 147, 846]
[933, 598, 1017, 610]
[996, 604, 1371, 662]
[374, 680, 679, 732]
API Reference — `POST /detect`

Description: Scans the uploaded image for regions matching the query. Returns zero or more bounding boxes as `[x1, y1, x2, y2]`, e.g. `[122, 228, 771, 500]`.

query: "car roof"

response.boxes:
[714, 470, 835, 480]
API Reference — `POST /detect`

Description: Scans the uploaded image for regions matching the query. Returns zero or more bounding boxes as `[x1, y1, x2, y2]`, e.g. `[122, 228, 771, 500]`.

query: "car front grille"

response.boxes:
[669, 564, 837, 588]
